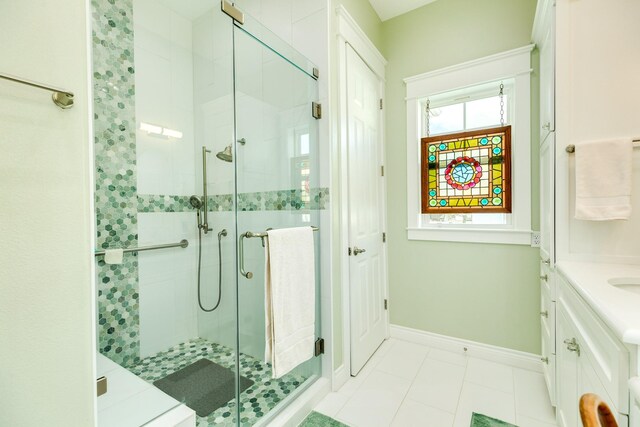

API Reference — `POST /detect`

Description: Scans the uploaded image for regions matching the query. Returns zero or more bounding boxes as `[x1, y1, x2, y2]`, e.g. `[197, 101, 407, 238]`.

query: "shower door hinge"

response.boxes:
[312, 102, 322, 119]
[379, 98, 383, 110]
[382, 232, 386, 243]
[221, 0, 245, 24]
[314, 338, 325, 356]
[96, 376, 107, 397]
[384, 299, 388, 310]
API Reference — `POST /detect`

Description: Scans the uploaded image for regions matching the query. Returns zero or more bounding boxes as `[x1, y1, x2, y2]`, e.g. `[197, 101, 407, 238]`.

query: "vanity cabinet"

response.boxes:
[556, 273, 630, 427]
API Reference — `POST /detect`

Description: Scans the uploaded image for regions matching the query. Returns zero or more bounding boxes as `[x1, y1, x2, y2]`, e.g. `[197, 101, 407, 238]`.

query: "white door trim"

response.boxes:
[335, 5, 388, 389]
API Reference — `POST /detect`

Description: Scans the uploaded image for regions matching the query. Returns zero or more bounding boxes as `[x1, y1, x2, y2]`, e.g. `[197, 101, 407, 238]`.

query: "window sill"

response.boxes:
[407, 227, 532, 245]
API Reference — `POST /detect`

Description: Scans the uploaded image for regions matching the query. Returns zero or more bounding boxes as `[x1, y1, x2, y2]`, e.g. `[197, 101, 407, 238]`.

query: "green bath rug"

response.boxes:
[299, 411, 349, 427]
[470, 413, 517, 427]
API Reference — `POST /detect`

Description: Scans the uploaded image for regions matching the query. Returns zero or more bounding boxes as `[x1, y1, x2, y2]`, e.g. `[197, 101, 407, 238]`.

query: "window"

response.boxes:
[404, 45, 534, 245]
[420, 83, 512, 226]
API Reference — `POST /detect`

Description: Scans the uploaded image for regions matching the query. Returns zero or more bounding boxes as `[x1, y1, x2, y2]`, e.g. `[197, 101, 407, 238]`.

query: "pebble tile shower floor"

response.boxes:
[129, 338, 307, 426]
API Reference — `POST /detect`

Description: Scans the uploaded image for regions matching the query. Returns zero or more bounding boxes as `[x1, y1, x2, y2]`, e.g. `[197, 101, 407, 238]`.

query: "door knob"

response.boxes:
[353, 247, 366, 256]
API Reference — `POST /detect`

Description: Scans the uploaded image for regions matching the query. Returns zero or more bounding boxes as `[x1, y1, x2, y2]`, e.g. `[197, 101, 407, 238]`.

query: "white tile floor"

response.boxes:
[314, 339, 557, 427]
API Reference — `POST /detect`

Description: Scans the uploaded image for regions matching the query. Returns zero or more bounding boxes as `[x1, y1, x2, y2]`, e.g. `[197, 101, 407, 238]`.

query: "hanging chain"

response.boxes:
[499, 82, 505, 126]
[426, 99, 431, 137]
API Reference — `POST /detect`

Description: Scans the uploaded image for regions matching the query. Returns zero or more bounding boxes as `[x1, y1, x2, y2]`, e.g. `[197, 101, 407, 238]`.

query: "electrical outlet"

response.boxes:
[531, 231, 541, 247]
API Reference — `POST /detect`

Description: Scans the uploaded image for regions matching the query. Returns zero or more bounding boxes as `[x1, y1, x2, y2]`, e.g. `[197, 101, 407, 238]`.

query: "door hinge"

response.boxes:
[314, 338, 325, 356]
[312, 102, 322, 119]
[384, 299, 388, 310]
[382, 232, 386, 243]
[221, 0, 245, 24]
[381, 165, 384, 176]
[379, 98, 383, 110]
[348, 247, 352, 256]
[97, 376, 108, 397]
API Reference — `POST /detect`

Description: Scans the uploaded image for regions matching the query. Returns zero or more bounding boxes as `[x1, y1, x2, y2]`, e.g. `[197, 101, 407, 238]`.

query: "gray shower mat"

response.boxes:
[153, 358, 254, 417]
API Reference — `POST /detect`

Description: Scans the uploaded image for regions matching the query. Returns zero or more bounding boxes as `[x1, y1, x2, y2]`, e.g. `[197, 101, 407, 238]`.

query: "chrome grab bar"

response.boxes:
[0, 72, 74, 109]
[94, 239, 188, 257]
[239, 226, 319, 279]
[566, 140, 640, 153]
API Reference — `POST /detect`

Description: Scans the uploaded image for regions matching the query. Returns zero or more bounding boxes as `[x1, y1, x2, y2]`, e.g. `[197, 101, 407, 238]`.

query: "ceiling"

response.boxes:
[368, 0, 439, 21]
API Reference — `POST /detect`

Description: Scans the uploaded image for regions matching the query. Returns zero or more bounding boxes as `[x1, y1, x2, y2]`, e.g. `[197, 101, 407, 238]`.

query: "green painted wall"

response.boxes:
[335, 0, 383, 50]
[381, 0, 541, 353]
[330, 0, 382, 369]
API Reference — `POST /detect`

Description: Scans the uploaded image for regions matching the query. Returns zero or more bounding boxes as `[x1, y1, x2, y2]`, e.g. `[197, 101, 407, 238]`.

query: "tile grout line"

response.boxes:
[387, 345, 432, 426]
[333, 339, 396, 424]
[451, 354, 471, 426]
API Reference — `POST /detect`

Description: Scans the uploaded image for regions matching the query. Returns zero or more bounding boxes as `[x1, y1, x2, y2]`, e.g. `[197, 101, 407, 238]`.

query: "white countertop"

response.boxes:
[557, 261, 640, 346]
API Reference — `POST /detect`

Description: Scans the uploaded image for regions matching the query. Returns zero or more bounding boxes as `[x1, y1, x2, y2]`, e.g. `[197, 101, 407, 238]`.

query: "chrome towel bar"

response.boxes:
[94, 239, 189, 257]
[240, 226, 318, 279]
[0, 72, 74, 109]
[566, 140, 640, 153]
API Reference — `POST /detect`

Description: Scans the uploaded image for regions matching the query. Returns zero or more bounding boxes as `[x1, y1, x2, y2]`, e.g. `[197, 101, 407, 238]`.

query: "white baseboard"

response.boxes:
[332, 364, 349, 391]
[390, 324, 543, 373]
[259, 377, 330, 427]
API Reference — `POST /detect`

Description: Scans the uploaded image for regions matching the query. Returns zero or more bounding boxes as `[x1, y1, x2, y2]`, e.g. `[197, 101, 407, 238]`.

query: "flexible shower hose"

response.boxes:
[197, 225, 225, 312]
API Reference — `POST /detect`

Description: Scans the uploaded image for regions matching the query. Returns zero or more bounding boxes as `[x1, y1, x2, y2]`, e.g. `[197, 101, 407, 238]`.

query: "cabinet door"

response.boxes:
[540, 133, 555, 263]
[556, 299, 578, 427]
[539, 1, 555, 138]
[541, 286, 556, 405]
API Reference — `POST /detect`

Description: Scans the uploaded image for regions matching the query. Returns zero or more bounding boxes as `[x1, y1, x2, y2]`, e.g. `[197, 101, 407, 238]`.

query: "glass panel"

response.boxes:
[233, 23, 321, 426]
[427, 102, 464, 136]
[465, 95, 507, 129]
[93, 0, 239, 425]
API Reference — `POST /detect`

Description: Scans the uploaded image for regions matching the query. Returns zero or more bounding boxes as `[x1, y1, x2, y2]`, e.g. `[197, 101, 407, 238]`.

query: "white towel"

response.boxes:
[264, 226, 315, 379]
[575, 139, 633, 220]
[104, 248, 124, 265]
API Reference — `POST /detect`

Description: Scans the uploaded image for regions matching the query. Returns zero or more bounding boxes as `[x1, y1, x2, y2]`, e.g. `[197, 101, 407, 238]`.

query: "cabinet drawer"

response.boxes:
[540, 261, 555, 301]
[558, 275, 629, 413]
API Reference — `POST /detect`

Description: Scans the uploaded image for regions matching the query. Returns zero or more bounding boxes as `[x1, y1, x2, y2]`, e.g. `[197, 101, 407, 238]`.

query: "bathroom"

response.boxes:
[1, 0, 639, 426]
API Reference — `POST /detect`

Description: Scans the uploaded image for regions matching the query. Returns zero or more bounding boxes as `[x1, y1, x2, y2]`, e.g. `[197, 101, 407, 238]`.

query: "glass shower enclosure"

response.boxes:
[92, 1, 321, 425]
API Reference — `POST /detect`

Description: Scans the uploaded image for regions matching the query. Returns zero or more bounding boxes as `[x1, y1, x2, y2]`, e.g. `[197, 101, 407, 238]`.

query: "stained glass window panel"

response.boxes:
[421, 126, 511, 214]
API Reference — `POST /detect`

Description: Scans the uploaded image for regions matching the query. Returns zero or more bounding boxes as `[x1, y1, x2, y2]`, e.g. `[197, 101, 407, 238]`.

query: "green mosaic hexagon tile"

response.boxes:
[137, 194, 193, 212]
[137, 188, 329, 213]
[130, 338, 309, 427]
[92, 0, 140, 366]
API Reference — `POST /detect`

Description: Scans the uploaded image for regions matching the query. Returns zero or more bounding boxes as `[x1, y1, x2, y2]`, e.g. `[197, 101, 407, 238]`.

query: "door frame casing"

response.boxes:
[335, 5, 389, 389]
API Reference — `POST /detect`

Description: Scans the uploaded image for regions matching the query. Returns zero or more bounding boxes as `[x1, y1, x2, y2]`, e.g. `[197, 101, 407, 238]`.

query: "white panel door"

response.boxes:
[346, 45, 386, 375]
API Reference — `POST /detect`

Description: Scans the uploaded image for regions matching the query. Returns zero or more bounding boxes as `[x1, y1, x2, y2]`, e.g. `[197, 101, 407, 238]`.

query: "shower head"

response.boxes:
[189, 195, 203, 209]
[216, 145, 233, 162]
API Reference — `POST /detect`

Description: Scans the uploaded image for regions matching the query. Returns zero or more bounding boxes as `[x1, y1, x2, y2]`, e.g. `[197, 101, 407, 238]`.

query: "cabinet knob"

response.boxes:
[543, 259, 551, 265]
[540, 310, 549, 318]
[542, 122, 551, 130]
[563, 338, 581, 356]
[540, 274, 548, 282]
[541, 357, 549, 364]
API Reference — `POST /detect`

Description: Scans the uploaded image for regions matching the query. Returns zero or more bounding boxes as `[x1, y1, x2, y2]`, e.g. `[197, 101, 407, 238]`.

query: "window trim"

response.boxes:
[405, 45, 535, 245]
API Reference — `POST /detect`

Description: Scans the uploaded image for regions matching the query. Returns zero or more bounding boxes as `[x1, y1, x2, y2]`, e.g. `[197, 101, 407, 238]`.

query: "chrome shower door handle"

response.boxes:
[239, 232, 253, 279]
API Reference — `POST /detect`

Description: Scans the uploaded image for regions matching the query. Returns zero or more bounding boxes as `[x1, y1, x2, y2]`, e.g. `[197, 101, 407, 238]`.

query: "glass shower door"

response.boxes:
[232, 18, 322, 426]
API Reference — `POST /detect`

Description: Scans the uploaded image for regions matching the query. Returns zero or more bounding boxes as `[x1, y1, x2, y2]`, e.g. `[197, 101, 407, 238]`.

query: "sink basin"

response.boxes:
[608, 277, 640, 295]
